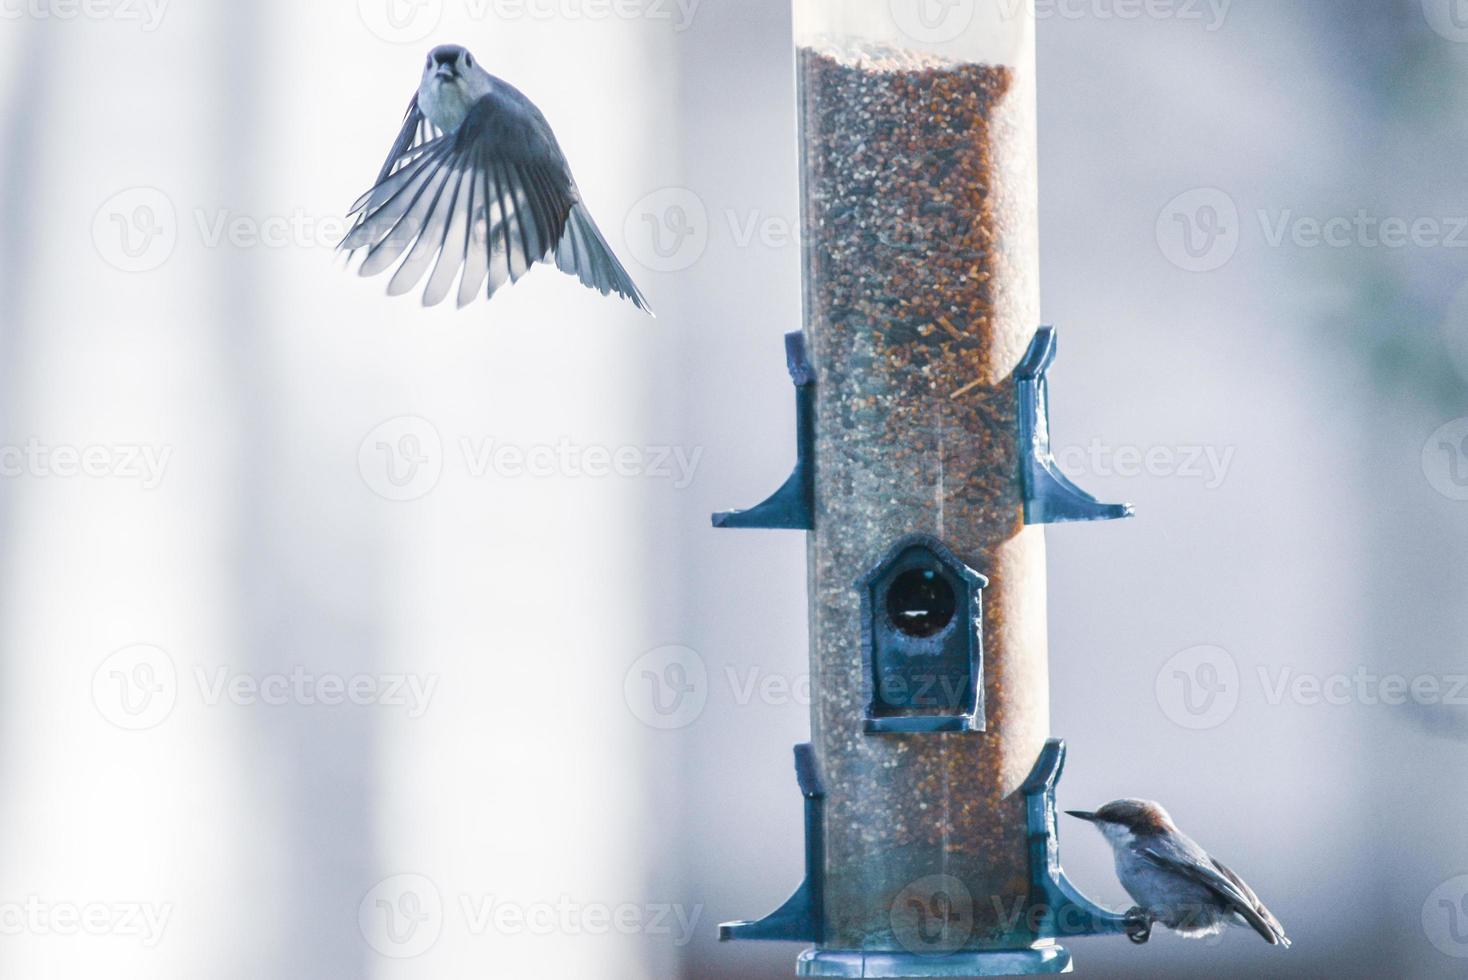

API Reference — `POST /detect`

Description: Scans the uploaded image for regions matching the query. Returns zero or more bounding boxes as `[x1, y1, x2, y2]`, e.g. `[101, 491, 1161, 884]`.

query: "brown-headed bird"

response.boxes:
[1068, 799, 1290, 947]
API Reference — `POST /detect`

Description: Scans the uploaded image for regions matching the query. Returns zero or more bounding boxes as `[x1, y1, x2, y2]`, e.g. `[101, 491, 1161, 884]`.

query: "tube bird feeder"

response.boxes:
[714, 2, 1144, 975]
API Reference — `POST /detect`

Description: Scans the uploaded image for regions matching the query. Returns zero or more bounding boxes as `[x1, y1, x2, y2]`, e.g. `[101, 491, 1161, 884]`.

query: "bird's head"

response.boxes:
[1066, 799, 1177, 845]
[421, 44, 491, 101]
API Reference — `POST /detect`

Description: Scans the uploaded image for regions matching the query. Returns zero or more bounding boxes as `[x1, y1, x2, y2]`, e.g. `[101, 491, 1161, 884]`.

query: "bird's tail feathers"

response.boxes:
[555, 203, 652, 315]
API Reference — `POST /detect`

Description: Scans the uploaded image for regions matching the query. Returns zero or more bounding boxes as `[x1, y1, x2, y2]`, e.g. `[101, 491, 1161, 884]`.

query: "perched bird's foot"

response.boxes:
[1124, 907, 1153, 945]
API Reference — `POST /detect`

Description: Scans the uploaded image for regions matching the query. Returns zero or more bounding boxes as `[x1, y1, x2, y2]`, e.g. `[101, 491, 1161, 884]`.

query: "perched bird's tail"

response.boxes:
[555, 203, 652, 315]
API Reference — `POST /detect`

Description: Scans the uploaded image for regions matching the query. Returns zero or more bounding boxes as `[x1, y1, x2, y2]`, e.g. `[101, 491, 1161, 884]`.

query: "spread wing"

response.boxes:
[340, 93, 577, 308]
[1140, 847, 1291, 947]
[554, 201, 650, 312]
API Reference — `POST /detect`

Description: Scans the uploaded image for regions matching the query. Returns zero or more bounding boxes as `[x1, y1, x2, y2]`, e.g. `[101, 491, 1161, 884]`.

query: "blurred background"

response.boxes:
[0, 0, 1465, 977]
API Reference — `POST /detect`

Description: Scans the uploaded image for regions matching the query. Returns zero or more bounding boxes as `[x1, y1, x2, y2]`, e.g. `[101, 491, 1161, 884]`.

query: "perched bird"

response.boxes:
[341, 44, 650, 312]
[1067, 799, 1290, 948]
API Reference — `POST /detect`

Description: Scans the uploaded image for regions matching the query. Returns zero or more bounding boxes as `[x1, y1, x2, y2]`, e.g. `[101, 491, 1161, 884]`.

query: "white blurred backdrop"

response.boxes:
[1, 1, 1466, 978]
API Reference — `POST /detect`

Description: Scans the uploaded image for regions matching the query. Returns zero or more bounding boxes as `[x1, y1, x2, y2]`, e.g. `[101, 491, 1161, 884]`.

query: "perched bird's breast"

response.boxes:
[1115, 843, 1216, 914]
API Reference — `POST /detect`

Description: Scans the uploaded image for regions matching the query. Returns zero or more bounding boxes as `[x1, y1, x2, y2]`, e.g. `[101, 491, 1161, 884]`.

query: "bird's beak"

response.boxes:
[1065, 810, 1098, 822]
[434, 65, 456, 81]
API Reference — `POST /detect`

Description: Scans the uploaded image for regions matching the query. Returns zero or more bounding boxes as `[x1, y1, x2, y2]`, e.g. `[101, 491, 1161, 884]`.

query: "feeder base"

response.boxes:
[796, 944, 1072, 977]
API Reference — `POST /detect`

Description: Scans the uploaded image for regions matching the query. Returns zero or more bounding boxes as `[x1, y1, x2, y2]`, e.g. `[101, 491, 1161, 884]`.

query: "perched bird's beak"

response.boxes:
[434, 65, 456, 81]
[1065, 810, 1098, 822]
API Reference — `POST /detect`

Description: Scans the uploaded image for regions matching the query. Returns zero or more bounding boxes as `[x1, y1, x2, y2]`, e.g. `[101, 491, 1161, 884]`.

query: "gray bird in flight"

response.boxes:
[1068, 799, 1290, 948]
[341, 44, 650, 313]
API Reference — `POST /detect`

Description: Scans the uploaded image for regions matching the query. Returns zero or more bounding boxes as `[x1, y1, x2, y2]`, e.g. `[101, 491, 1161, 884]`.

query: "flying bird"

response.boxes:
[1067, 799, 1290, 948]
[341, 44, 650, 313]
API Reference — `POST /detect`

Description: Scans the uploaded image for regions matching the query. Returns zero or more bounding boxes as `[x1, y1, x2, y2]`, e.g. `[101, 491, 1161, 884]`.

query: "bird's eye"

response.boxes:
[425, 56, 432, 69]
[465, 54, 473, 67]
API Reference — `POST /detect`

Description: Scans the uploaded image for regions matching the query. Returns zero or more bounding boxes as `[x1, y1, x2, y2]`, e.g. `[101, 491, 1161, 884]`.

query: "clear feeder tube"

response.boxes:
[796, 0, 1049, 958]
